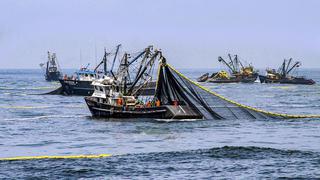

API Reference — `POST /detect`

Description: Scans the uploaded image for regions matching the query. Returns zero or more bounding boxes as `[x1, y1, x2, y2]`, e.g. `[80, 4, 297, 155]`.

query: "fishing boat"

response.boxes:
[40, 51, 62, 81]
[59, 65, 98, 96]
[197, 73, 210, 82]
[198, 54, 258, 83]
[57, 45, 122, 95]
[259, 59, 315, 85]
[85, 50, 202, 119]
[55, 45, 157, 96]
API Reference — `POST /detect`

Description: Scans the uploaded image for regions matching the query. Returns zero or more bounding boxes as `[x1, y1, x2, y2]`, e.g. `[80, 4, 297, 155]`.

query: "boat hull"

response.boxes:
[208, 74, 258, 83]
[259, 75, 315, 85]
[85, 96, 168, 118]
[197, 73, 209, 82]
[59, 79, 93, 96]
[84, 97, 203, 119]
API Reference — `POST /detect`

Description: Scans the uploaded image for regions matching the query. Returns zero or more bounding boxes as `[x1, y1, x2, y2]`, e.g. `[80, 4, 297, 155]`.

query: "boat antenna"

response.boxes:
[103, 47, 107, 75]
[80, 49, 83, 68]
[95, 42, 97, 67]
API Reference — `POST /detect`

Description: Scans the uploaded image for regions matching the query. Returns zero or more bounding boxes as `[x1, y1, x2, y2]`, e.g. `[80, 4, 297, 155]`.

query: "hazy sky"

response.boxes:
[0, 0, 319, 69]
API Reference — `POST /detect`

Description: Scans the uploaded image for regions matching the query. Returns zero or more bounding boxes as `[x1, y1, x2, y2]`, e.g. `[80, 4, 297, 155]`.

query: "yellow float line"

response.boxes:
[166, 63, 320, 119]
[0, 154, 111, 161]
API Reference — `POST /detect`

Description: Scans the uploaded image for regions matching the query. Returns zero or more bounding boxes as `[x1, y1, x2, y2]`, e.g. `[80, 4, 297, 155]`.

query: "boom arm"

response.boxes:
[218, 56, 236, 73]
[127, 50, 160, 95]
[285, 58, 292, 74]
[286, 61, 301, 75]
[128, 46, 152, 66]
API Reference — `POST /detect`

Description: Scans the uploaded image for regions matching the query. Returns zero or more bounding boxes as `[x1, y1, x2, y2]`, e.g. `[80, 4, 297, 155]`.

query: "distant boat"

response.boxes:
[40, 51, 62, 81]
[197, 54, 258, 83]
[58, 44, 122, 96]
[59, 66, 97, 96]
[259, 58, 315, 85]
[58, 45, 156, 96]
[197, 73, 210, 82]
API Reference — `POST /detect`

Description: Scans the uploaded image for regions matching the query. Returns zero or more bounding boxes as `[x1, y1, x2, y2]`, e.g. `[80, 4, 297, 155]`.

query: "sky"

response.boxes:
[0, 0, 319, 69]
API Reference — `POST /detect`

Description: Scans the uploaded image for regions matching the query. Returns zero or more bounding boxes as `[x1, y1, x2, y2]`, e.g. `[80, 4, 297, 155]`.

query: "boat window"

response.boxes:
[100, 87, 104, 92]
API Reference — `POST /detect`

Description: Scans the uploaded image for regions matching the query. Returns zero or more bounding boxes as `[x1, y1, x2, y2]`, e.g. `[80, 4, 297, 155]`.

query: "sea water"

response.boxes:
[0, 69, 319, 179]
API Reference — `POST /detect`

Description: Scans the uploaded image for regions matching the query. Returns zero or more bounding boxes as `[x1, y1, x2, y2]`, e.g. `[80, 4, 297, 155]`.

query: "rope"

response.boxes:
[166, 63, 320, 119]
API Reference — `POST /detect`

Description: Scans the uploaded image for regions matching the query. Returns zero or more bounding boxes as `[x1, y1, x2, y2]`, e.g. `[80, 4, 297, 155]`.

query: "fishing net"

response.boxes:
[155, 62, 320, 120]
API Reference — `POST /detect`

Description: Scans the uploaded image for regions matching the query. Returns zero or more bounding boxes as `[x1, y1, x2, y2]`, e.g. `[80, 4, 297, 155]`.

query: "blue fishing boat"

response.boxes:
[59, 66, 98, 96]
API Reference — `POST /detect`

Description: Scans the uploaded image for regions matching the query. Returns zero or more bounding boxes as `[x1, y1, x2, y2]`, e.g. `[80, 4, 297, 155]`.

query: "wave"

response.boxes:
[3, 115, 88, 121]
[0, 86, 60, 91]
[125, 146, 319, 160]
[0, 105, 85, 109]
[0, 146, 319, 179]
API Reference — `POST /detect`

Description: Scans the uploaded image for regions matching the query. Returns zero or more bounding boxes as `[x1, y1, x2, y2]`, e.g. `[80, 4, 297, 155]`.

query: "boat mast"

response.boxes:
[110, 44, 121, 75]
[235, 55, 244, 69]
[281, 59, 287, 78]
[228, 54, 237, 73]
[46, 51, 50, 75]
[103, 48, 108, 75]
[123, 53, 128, 94]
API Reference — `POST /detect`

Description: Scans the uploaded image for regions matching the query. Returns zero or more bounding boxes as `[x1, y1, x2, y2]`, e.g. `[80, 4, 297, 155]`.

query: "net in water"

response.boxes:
[155, 61, 320, 120]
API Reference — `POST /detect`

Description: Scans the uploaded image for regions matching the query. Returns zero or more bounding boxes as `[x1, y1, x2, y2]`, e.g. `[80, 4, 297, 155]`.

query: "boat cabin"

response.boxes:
[91, 76, 137, 107]
[76, 69, 97, 81]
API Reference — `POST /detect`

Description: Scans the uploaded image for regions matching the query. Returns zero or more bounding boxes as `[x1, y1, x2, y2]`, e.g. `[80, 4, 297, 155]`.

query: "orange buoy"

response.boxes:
[117, 98, 123, 106]
[156, 100, 161, 107]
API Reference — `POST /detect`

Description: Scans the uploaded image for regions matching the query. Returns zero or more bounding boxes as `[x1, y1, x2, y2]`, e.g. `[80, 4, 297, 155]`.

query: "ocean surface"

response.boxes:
[0, 68, 320, 179]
